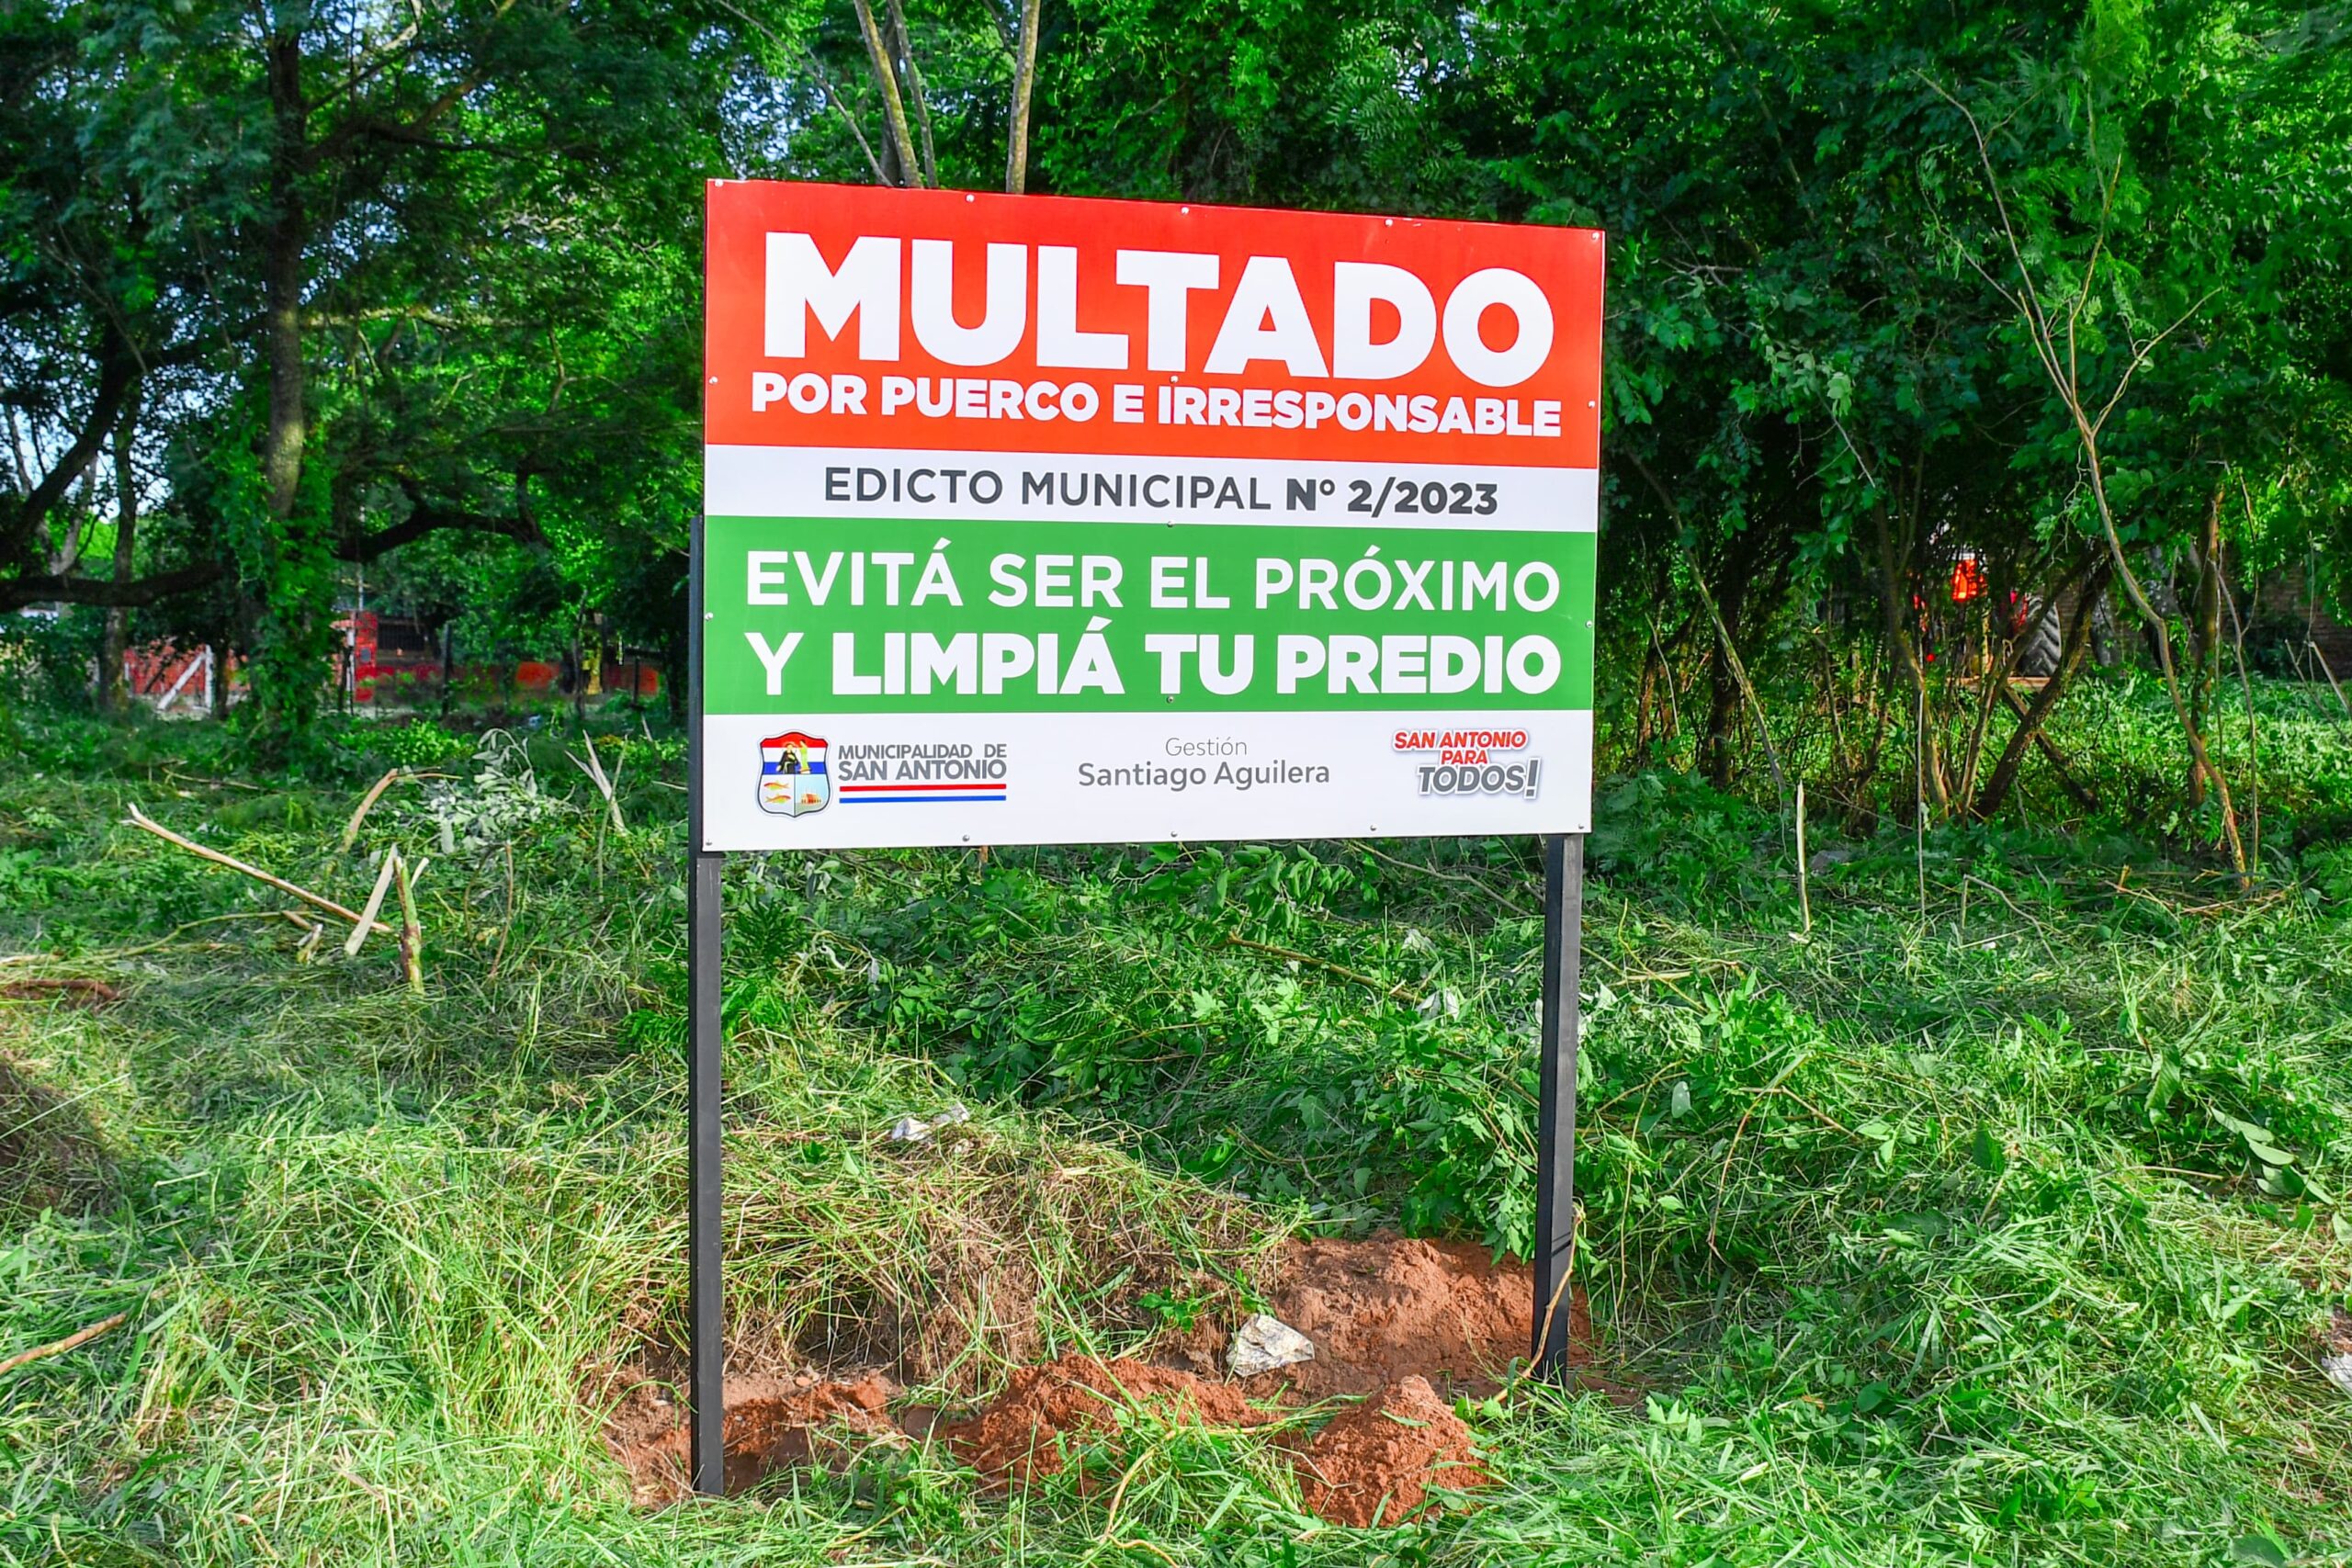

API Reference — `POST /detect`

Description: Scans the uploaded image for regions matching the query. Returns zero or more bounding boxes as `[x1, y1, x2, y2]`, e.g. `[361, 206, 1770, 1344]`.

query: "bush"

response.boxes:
[335, 717, 474, 770]
[0, 607, 104, 712]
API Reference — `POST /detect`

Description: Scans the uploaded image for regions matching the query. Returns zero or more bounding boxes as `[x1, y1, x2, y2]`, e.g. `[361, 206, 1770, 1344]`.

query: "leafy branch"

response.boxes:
[1922, 72, 2246, 885]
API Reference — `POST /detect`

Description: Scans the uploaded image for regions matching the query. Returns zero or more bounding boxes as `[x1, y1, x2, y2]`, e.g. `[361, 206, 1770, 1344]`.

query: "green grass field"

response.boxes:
[5, 683, 2352, 1567]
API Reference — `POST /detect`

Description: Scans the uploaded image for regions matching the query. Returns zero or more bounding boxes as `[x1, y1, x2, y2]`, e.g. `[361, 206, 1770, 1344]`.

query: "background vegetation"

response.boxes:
[6, 0, 2348, 823]
[4, 694, 2350, 1565]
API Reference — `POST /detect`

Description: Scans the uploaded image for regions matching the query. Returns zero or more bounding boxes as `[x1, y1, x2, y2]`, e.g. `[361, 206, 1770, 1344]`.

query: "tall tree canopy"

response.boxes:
[4, 0, 2346, 795]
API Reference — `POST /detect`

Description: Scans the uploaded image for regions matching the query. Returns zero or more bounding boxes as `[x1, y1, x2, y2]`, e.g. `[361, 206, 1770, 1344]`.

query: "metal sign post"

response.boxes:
[682, 821, 1585, 1488]
[686, 181, 1604, 1492]
[1532, 831, 1582, 1375]
[686, 528, 728, 1496]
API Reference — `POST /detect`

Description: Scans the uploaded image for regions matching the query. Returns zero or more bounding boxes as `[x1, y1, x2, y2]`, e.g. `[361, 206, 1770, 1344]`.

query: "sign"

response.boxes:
[701, 182, 1604, 850]
[684, 182, 1603, 1495]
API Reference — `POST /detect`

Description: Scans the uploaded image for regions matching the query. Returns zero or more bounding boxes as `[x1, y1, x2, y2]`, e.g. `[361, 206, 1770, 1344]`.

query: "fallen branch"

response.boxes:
[1521, 1229, 1580, 1388]
[2312, 640, 2351, 716]
[345, 850, 402, 957]
[4, 913, 300, 971]
[342, 770, 404, 853]
[394, 851, 424, 993]
[1223, 932, 1419, 1003]
[564, 742, 626, 833]
[163, 768, 265, 793]
[0, 977, 122, 1006]
[0, 1312, 130, 1380]
[1794, 780, 1811, 937]
[125, 805, 390, 935]
[339, 769, 456, 852]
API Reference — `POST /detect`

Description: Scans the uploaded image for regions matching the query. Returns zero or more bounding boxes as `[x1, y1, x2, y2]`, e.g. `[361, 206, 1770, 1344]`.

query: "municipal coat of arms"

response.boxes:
[758, 731, 830, 817]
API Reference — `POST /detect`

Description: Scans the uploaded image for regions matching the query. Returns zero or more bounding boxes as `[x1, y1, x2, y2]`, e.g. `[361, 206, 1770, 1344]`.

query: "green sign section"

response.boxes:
[706, 516, 1594, 716]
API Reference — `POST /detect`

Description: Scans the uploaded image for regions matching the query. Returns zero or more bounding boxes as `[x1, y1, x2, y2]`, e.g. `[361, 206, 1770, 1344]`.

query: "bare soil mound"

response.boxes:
[605, 1370, 899, 1505]
[1294, 1374, 1486, 1528]
[938, 1354, 1282, 1488]
[939, 1356, 1490, 1526]
[1159, 1232, 1596, 1397]
[1264, 1233, 1585, 1396]
[598, 1229, 1616, 1523]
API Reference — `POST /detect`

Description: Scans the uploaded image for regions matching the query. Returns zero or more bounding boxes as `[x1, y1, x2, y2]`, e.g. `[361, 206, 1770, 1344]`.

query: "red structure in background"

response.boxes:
[124, 641, 227, 712]
[338, 610, 438, 704]
[334, 611, 662, 706]
[1950, 552, 1987, 605]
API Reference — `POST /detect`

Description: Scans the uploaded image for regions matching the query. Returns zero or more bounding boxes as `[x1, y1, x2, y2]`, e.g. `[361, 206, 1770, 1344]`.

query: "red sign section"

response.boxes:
[706, 182, 1603, 468]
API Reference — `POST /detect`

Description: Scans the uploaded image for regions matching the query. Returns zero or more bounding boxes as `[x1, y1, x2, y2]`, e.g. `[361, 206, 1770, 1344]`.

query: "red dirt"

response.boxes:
[604, 1370, 899, 1504]
[1294, 1375, 1487, 1528]
[938, 1355, 1491, 1527]
[938, 1354, 1282, 1488]
[1260, 1233, 1588, 1397]
[599, 1231, 1623, 1523]
[0, 977, 120, 1006]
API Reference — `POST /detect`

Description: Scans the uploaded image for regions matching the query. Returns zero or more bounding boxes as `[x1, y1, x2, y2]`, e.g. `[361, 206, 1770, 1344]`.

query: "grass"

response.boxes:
[2, 685, 2350, 1567]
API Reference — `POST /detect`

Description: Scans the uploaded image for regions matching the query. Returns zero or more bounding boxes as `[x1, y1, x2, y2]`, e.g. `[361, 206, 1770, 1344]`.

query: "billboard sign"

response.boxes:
[701, 182, 1603, 851]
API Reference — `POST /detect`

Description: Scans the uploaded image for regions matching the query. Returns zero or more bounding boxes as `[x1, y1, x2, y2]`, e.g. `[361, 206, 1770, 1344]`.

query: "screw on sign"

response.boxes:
[687, 182, 1604, 1495]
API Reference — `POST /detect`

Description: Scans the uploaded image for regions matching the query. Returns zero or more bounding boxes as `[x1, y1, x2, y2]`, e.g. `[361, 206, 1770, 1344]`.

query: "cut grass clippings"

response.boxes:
[1, 696, 2349, 1566]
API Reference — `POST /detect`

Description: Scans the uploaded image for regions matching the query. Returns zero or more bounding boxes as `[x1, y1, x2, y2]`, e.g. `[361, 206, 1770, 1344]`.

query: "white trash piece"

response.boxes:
[1228, 1313, 1316, 1378]
[887, 1103, 972, 1144]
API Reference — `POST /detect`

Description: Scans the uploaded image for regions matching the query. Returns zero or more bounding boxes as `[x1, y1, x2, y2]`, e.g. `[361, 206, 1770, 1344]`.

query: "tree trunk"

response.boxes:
[1871, 504, 1947, 815]
[2186, 488, 2222, 805]
[1699, 560, 1750, 790]
[102, 387, 140, 713]
[1849, 640, 1888, 803]
[1973, 558, 2111, 819]
[241, 26, 339, 753]
[1703, 633, 1741, 789]
[1817, 631, 1849, 782]
[849, 0, 922, 186]
[1632, 628, 1660, 770]
[263, 33, 307, 529]
[1005, 0, 1042, 194]
[570, 618, 587, 729]
[884, 0, 938, 187]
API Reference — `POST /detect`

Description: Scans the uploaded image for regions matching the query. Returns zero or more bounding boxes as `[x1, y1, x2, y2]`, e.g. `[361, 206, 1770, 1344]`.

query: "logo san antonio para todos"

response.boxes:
[1394, 727, 1543, 798]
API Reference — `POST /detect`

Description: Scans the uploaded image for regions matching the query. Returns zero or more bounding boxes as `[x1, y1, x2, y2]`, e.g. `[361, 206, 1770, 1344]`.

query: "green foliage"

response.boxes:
[4, 710, 2352, 1563]
[337, 720, 476, 772]
[391, 729, 578, 856]
[4, 716, 2350, 1563]
[0, 607, 106, 712]
[5, 0, 2345, 819]
[3, 4, 2350, 1551]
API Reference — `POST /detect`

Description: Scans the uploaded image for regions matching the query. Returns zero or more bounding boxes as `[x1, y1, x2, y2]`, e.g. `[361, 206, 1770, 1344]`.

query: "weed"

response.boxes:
[1, 691, 2348, 1565]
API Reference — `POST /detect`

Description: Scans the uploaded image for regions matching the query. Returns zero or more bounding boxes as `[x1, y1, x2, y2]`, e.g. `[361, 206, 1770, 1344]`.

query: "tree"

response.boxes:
[1, 0, 770, 750]
[1920, 0, 2352, 866]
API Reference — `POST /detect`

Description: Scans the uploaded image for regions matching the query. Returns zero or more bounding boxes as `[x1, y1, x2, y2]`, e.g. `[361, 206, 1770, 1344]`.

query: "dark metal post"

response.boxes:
[686, 522, 726, 1495]
[1532, 832, 1584, 1376]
